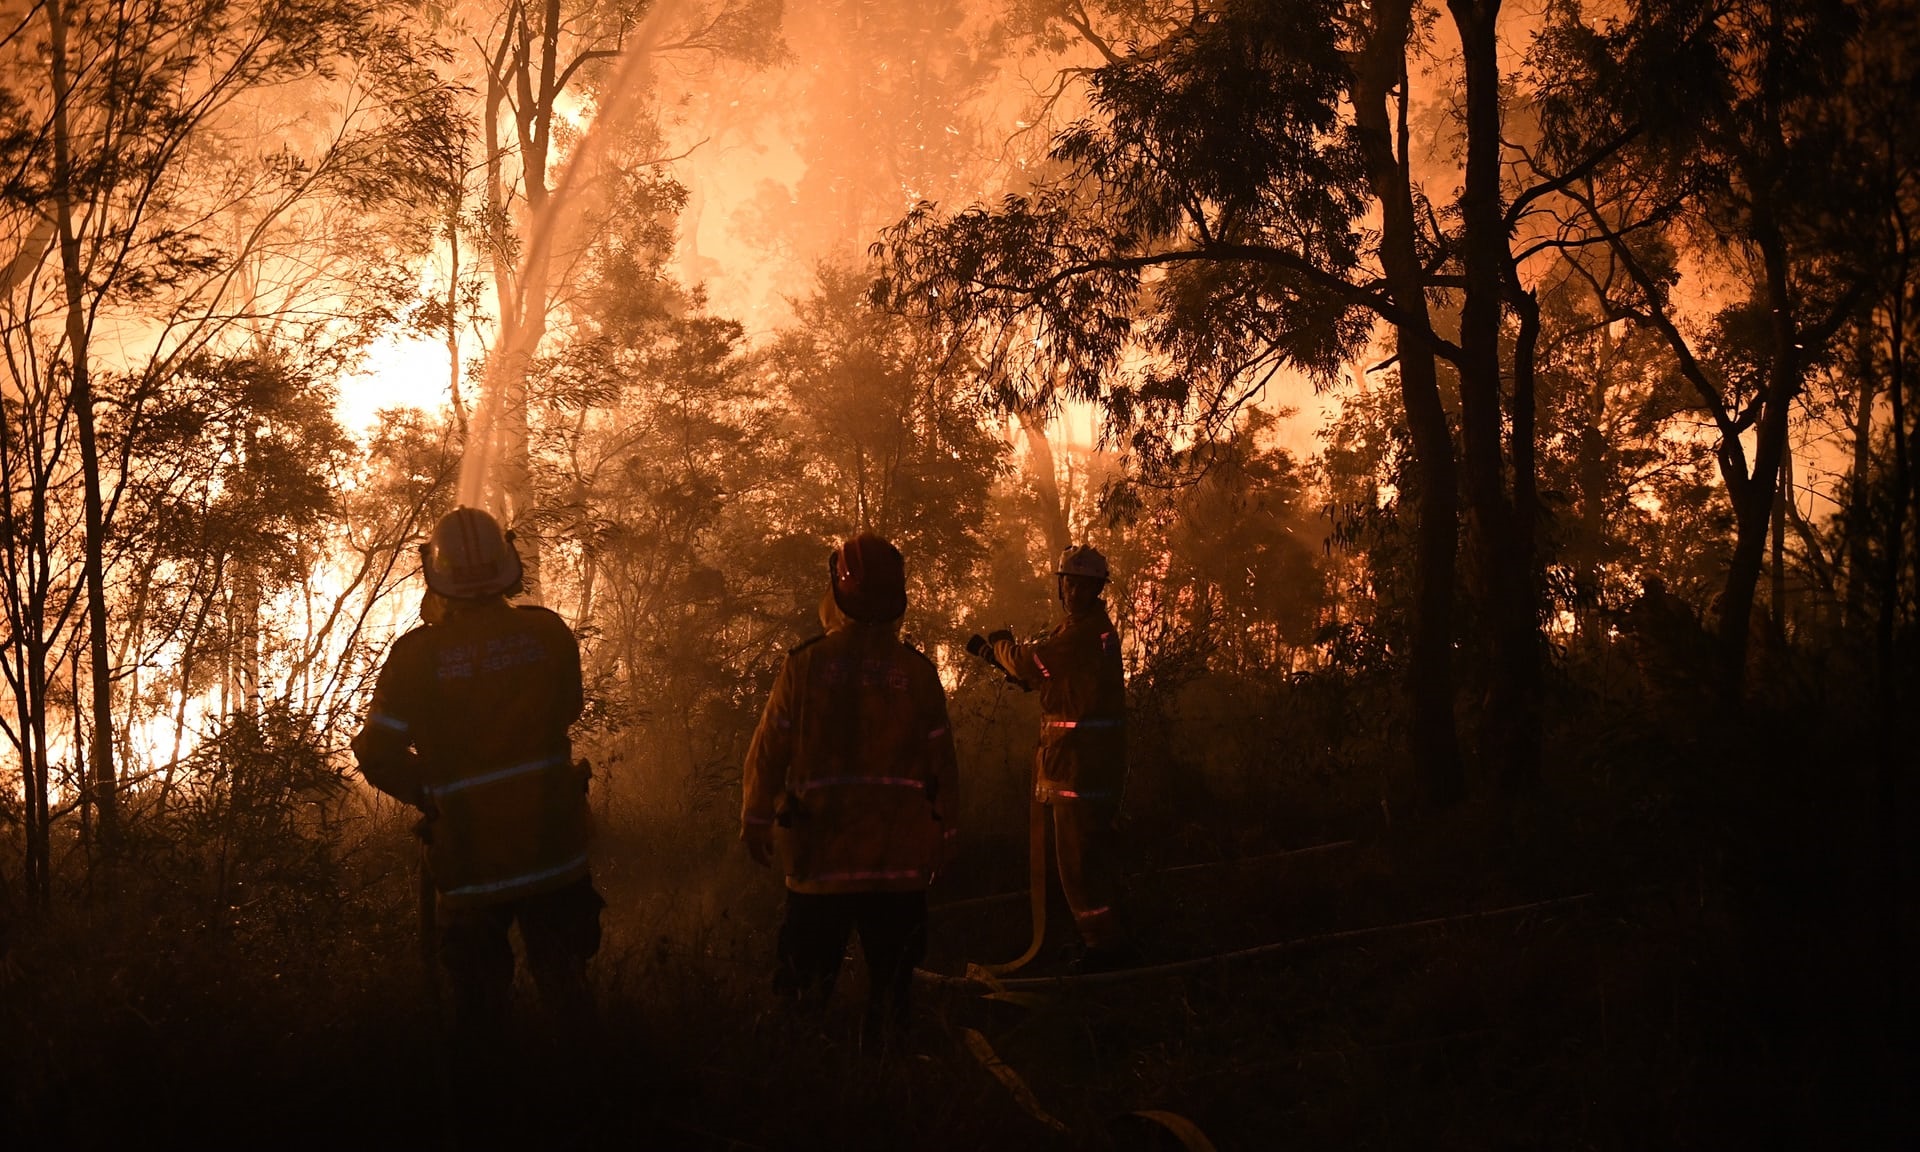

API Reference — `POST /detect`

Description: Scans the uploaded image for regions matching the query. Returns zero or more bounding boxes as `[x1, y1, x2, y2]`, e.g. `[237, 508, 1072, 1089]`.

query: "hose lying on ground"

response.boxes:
[921, 890, 1603, 990]
[933, 838, 1357, 912]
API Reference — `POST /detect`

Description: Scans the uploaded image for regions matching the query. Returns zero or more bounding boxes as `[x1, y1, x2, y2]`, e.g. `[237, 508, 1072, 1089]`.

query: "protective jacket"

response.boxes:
[993, 604, 1126, 804]
[352, 598, 588, 910]
[742, 617, 958, 895]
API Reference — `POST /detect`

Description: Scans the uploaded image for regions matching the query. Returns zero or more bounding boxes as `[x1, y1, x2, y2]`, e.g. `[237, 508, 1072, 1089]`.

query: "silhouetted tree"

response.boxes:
[878, 0, 1479, 802]
[1534, 0, 1890, 685]
[0, 0, 458, 892]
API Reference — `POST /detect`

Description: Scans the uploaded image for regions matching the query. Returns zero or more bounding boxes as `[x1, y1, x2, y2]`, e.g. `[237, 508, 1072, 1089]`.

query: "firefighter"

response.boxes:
[741, 534, 959, 1053]
[989, 545, 1132, 971]
[352, 507, 600, 1039]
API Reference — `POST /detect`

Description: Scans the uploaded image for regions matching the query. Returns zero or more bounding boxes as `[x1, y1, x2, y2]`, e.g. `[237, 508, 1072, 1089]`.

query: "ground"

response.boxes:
[2, 691, 1911, 1149]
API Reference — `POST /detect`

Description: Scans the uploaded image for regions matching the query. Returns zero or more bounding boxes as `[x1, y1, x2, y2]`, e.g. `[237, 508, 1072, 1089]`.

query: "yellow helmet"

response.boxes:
[421, 507, 523, 599]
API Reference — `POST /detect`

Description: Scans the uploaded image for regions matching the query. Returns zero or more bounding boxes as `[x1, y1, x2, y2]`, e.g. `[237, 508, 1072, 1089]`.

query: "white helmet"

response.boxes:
[1056, 545, 1110, 582]
[421, 507, 523, 599]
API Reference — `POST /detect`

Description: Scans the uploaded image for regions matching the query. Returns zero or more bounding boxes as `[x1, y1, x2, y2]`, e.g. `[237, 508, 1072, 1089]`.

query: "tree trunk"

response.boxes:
[447, 187, 467, 436]
[1450, 0, 1539, 790]
[577, 551, 598, 633]
[0, 390, 44, 907]
[1770, 447, 1789, 649]
[1508, 272, 1544, 770]
[1017, 409, 1071, 559]
[1845, 329, 1876, 630]
[49, 0, 117, 845]
[27, 629, 51, 909]
[1875, 202, 1910, 1038]
[477, 3, 564, 601]
[22, 431, 54, 910]
[12, 673, 41, 906]
[498, 0, 563, 601]
[1876, 201, 1909, 706]
[1717, 208, 1800, 685]
[1353, 0, 1466, 808]
[234, 560, 262, 716]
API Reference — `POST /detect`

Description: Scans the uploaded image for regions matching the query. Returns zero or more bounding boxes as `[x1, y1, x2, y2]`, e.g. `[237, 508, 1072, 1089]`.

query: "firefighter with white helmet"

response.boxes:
[988, 544, 1132, 970]
[741, 533, 959, 1053]
[352, 507, 599, 1037]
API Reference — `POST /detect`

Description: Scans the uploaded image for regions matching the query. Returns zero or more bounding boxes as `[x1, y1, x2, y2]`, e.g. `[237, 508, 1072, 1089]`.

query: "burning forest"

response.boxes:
[1, 0, 1914, 1146]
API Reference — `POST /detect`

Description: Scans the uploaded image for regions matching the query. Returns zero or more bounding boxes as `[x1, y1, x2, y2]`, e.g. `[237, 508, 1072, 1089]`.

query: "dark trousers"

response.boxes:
[775, 889, 927, 1049]
[440, 875, 605, 1038]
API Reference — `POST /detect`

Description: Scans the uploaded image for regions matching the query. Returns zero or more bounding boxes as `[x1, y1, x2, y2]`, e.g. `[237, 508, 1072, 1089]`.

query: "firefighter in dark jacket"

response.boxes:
[352, 507, 600, 1037]
[990, 545, 1131, 968]
[741, 534, 959, 1053]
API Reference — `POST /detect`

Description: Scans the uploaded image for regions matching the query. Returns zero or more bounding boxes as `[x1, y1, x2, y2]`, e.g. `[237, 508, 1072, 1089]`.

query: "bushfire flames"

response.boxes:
[2, 0, 1912, 1148]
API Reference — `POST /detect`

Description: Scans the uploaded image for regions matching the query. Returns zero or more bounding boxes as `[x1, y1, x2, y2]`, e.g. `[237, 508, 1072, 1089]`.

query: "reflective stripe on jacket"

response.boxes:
[742, 621, 958, 894]
[992, 605, 1126, 803]
[352, 598, 588, 909]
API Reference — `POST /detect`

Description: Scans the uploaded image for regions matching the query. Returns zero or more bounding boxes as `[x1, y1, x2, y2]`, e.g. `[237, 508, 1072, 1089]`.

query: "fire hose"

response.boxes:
[975, 797, 1048, 978]
[964, 632, 1048, 976]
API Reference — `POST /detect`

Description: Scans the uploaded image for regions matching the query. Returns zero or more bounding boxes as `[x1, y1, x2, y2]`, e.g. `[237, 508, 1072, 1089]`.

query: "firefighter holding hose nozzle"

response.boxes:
[352, 507, 602, 1042]
[971, 545, 1134, 973]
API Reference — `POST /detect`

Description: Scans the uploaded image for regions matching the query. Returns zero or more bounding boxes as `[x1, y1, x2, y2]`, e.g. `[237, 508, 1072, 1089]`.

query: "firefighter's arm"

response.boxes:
[989, 629, 1048, 685]
[740, 654, 797, 866]
[1031, 618, 1092, 683]
[352, 646, 427, 807]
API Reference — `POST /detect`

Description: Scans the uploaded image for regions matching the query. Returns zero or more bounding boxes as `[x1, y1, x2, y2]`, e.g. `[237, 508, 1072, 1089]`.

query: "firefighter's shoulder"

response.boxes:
[788, 633, 827, 657]
[897, 640, 946, 688]
[387, 622, 436, 660]
[375, 624, 437, 691]
[1063, 613, 1111, 641]
[512, 603, 572, 628]
[898, 638, 937, 669]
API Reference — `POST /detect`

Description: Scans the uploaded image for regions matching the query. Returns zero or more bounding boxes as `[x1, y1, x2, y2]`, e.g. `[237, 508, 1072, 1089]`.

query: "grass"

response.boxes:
[1, 667, 1911, 1149]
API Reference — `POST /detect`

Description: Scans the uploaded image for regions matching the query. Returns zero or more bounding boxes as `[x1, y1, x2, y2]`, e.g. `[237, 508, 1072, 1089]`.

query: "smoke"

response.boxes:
[456, 0, 687, 512]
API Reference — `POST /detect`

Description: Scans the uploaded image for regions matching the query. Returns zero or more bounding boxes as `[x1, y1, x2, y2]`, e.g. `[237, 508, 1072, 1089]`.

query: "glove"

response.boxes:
[965, 633, 990, 658]
[986, 628, 1014, 648]
[743, 823, 775, 868]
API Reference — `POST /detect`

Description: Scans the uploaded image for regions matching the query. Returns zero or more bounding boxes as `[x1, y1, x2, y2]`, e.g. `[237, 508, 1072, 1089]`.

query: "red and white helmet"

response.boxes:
[831, 533, 908, 622]
[1056, 544, 1110, 582]
[421, 507, 523, 599]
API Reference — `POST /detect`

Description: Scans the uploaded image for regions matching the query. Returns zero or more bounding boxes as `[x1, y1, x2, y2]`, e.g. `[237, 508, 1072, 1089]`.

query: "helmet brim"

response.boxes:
[832, 583, 907, 623]
[422, 541, 525, 599]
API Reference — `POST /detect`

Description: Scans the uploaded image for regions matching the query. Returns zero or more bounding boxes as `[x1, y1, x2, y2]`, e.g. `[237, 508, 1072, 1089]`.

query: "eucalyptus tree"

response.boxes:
[1531, 0, 1893, 684]
[453, 0, 782, 598]
[0, 0, 460, 887]
[876, 0, 1484, 802]
[760, 262, 1007, 634]
[1111, 407, 1330, 676]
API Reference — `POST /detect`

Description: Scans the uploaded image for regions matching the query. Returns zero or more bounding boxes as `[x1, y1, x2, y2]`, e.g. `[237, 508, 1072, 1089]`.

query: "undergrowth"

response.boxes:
[1, 657, 1910, 1149]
